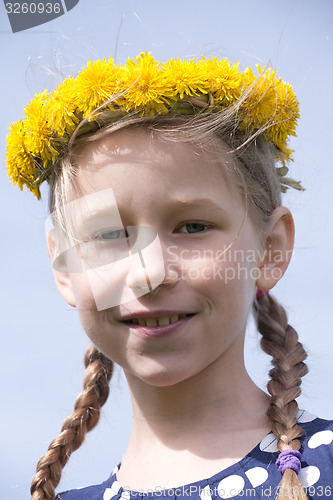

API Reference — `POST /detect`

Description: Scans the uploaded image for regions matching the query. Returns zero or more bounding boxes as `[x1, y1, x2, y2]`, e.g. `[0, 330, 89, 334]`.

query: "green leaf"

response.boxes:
[280, 176, 305, 192]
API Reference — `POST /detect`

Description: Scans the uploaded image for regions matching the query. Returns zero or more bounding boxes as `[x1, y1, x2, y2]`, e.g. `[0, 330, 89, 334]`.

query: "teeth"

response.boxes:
[130, 314, 190, 326]
[158, 316, 171, 326]
[146, 318, 159, 327]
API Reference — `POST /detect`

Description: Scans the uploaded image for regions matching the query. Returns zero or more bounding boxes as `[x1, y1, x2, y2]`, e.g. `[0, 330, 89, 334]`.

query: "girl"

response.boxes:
[6, 53, 333, 500]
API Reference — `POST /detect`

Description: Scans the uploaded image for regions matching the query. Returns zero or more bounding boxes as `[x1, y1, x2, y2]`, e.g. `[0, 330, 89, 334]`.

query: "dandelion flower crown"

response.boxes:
[6, 52, 302, 199]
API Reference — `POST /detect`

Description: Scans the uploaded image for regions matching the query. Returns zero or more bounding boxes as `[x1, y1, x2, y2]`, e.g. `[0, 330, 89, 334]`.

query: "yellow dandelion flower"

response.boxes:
[74, 57, 120, 117]
[47, 76, 79, 135]
[6, 120, 41, 198]
[275, 142, 295, 165]
[121, 52, 175, 114]
[162, 58, 209, 99]
[200, 58, 242, 104]
[240, 66, 279, 134]
[24, 90, 56, 167]
[264, 79, 300, 145]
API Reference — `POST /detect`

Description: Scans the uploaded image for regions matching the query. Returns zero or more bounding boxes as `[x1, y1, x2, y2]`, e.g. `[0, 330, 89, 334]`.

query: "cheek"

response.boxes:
[179, 240, 258, 316]
[71, 273, 102, 344]
[71, 272, 97, 310]
[181, 251, 258, 291]
[70, 273, 126, 358]
[76, 306, 128, 366]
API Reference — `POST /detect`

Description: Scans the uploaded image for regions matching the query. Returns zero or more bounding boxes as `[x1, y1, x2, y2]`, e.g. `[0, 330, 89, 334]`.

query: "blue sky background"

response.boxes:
[1, 1, 332, 498]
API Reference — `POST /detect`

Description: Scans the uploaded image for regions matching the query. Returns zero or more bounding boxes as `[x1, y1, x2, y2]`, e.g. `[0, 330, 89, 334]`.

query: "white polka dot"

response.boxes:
[103, 481, 122, 500]
[112, 481, 121, 493]
[112, 465, 119, 474]
[297, 409, 317, 423]
[121, 491, 131, 500]
[217, 475, 245, 499]
[103, 489, 116, 500]
[200, 485, 213, 500]
[298, 466, 320, 487]
[308, 430, 333, 448]
[259, 432, 278, 453]
[245, 467, 268, 488]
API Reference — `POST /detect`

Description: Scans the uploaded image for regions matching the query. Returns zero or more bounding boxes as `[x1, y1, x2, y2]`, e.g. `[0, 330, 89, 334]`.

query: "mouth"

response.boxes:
[123, 313, 195, 327]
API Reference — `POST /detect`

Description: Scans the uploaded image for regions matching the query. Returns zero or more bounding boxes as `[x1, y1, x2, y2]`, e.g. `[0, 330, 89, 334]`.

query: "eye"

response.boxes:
[92, 228, 128, 240]
[178, 223, 208, 234]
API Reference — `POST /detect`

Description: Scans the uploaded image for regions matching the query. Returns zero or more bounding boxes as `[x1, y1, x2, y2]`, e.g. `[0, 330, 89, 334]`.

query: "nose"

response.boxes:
[125, 228, 179, 294]
[126, 259, 152, 294]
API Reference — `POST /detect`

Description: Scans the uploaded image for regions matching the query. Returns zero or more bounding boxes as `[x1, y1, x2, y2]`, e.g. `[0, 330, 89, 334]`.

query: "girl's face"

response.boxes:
[57, 128, 265, 387]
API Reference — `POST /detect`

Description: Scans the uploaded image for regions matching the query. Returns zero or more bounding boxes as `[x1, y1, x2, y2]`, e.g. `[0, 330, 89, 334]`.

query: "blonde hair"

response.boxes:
[32, 105, 308, 500]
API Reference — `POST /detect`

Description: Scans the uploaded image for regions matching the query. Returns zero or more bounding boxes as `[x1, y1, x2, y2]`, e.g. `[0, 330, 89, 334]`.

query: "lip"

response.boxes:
[120, 313, 196, 339]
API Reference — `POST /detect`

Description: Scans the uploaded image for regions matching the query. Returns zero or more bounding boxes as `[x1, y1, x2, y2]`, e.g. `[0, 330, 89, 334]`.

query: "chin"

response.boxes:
[124, 362, 197, 388]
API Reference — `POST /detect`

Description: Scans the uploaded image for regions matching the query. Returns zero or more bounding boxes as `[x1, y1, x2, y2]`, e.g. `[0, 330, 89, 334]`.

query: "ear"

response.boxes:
[256, 206, 295, 292]
[47, 233, 76, 307]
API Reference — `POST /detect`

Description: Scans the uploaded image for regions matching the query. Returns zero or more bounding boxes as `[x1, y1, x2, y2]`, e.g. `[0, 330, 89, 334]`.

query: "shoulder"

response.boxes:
[298, 409, 333, 446]
[299, 410, 333, 458]
[56, 470, 116, 500]
[221, 411, 333, 498]
[292, 411, 333, 494]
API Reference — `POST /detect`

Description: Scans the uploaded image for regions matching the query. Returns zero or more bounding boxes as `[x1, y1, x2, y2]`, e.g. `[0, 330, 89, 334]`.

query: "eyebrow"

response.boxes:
[165, 197, 229, 215]
[70, 206, 123, 237]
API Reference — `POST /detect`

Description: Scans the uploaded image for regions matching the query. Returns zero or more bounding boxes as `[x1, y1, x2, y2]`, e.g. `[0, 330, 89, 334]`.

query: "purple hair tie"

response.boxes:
[275, 449, 302, 475]
[256, 289, 269, 300]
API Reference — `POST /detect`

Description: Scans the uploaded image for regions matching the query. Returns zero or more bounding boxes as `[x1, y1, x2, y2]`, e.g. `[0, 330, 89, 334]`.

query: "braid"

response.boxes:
[254, 293, 309, 499]
[31, 344, 114, 500]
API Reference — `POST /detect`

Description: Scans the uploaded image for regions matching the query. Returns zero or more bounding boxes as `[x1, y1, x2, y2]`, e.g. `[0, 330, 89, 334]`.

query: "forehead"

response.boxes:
[73, 128, 242, 201]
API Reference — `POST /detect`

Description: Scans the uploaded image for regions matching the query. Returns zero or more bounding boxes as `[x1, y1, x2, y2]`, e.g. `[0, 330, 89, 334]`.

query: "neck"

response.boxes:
[121, 339, 270, 464]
